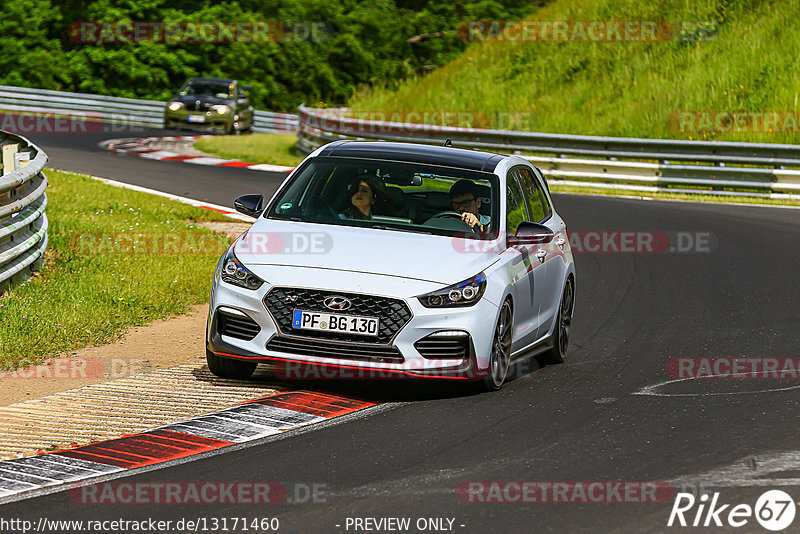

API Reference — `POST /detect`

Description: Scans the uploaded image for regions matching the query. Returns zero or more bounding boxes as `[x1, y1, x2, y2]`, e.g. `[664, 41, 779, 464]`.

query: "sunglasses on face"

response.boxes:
[452, 197, 476, 210]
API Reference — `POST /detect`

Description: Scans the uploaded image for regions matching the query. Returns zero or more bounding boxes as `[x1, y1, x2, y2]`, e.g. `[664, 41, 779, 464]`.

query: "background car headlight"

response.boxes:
[167, 101, 183, 111]
[221, 250, 264, 290]
[212, 105, 231, 114]
[418, 272, 487, 308]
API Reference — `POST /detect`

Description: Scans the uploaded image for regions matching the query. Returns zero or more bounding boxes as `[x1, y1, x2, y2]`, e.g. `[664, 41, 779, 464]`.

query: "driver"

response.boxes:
[450, 180, 490, 233]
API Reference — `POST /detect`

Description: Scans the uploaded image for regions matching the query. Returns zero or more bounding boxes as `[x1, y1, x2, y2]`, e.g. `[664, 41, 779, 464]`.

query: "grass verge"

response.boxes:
[195, 133, 304, 167]
[0, 169, 234, 370]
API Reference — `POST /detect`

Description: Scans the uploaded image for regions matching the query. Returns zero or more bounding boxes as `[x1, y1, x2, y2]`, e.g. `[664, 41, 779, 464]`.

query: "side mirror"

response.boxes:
[234, 194, 265, 217]
[507, 221, 554, 247]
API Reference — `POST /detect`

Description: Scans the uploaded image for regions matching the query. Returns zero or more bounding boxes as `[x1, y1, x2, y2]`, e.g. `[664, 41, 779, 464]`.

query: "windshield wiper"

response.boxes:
[370, 224, 431, 235]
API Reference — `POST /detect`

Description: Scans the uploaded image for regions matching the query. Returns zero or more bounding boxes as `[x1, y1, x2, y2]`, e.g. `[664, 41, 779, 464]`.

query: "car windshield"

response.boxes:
[181, 82, 233, 98]
[267, 156, 499, 239]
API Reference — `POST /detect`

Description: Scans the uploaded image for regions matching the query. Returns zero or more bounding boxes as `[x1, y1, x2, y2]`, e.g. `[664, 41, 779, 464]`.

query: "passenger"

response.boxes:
[339, 176, 387, 220]
[450, 179, 490, 233]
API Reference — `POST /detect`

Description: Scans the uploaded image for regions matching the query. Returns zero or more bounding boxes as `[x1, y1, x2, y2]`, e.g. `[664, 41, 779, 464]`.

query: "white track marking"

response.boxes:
[57, 170, 256, 223]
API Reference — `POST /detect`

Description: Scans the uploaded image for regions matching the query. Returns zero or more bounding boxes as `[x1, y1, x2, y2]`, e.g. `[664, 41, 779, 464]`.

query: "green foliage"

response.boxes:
[0, 0, 537, 110]
[350, 0, 800, 143]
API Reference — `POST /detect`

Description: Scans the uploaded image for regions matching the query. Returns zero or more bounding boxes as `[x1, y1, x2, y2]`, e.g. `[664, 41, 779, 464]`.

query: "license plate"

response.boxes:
[187, 115, 205, 123]
[292, 310, 379, 336]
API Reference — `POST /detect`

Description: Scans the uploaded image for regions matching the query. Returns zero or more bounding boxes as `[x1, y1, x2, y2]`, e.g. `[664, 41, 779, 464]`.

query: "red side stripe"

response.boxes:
[160, 155, 197, 161]
[146, 429, 231, 447]
[250, 391, 375, 418]
[218, 161, 254, 167]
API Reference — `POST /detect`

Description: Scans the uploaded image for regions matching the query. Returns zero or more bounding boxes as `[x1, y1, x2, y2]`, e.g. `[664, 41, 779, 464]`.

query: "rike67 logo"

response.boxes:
[668, 490, 796, 531]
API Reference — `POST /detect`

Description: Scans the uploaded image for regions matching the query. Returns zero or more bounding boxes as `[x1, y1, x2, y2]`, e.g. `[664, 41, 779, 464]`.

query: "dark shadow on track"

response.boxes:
[191, 356, 551, 403]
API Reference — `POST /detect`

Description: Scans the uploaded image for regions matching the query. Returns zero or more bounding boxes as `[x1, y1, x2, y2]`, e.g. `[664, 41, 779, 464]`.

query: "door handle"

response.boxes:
[535, 249, 547, 262]
[556, 238, 566, 249]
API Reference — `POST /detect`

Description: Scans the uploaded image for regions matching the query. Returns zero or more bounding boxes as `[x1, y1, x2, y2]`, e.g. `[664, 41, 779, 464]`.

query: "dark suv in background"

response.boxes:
[164, 77, 254, 134]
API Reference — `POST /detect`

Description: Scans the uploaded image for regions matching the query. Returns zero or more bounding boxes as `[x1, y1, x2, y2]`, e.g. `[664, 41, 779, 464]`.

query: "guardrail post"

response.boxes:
[2, 143, 18, 175]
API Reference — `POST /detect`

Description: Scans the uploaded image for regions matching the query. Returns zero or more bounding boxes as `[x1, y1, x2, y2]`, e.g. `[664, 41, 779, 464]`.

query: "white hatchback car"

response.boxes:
[207, 141, 575, 390]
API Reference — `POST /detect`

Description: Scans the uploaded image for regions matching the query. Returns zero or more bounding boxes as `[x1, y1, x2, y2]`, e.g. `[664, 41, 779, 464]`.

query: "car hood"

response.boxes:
[172, 95, 232, 106]
[233, 219, 501, 286]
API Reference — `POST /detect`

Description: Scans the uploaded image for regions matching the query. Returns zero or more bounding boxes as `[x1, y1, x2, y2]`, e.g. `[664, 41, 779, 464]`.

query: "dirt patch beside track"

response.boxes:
[0, 305, 210, 406]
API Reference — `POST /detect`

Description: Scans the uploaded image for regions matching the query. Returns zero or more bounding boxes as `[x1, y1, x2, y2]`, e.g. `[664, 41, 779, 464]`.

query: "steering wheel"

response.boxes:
[428, 211, 478, 232]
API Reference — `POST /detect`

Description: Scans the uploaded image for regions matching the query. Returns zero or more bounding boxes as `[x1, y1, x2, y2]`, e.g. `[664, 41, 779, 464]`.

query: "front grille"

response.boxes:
[414, 332, 470, 359]
[264, 287, 412, 344]
[266, 336, 404, 363]
[217, 310, 260, 341]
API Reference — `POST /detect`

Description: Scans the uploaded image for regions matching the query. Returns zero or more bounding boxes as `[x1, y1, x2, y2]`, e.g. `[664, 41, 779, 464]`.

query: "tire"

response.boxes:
[540, 277, 574, 365]
[206, 349, 257, 379]
[481, 299, 513, 391]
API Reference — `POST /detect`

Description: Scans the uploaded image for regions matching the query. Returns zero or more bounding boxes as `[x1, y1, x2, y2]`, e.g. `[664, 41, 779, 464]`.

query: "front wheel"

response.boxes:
[207, 349, 257, 379]
[482, 300, 513, 391]
[540, 277, 574, 365]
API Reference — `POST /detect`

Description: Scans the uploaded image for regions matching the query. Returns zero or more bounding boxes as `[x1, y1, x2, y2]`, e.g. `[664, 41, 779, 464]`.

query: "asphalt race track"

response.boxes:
[4, 127, 800, 532]
[31, 127, 292, 206]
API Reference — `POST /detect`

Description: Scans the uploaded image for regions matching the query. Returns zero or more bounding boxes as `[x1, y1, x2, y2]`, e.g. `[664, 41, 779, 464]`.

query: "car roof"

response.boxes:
[187, 77, 235, 84]
[317, 141, 507, 172]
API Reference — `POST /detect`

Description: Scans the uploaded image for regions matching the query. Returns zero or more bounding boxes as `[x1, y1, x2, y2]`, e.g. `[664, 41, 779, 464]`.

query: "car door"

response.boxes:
[518, 166, 566, 339]
[505, 167, 550, 353]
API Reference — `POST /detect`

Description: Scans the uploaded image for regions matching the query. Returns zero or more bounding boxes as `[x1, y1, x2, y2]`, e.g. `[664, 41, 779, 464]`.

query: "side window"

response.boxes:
[506, 173, 526, 235]
[532, 166, 554, 215]
[517, 167, 551, 222]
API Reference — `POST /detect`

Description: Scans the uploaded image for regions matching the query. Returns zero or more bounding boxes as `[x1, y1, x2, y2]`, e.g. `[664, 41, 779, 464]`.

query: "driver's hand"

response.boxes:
[461, 212, 484, 232]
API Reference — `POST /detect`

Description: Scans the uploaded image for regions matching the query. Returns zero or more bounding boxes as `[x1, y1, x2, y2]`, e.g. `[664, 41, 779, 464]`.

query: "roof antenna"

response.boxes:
[443, 138, 452, 147]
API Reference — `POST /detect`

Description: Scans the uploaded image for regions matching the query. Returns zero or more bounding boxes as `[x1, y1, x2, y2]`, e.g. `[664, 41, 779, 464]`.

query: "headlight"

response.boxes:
[221, 249, 264, 290]
[212, 105, 231, 115]
[167, 102, 183, 111]
[418, 272, 487, 308]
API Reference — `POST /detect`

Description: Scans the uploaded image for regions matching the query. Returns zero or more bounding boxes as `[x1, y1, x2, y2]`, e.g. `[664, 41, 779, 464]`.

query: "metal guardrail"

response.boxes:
[296, 105, 800, 200]
[0, 131, 48, 293]
[0, 85, 299, 133]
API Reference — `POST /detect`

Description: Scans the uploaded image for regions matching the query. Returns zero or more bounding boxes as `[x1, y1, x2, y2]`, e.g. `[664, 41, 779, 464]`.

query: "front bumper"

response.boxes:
[207, 277, 500, 381]
[164, 110, 232, 133]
